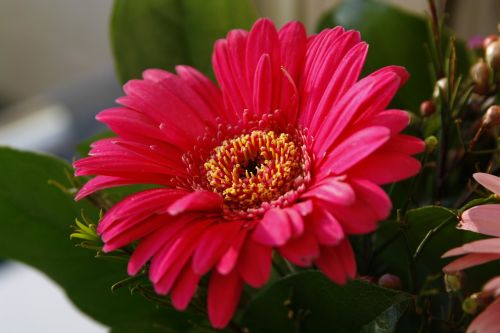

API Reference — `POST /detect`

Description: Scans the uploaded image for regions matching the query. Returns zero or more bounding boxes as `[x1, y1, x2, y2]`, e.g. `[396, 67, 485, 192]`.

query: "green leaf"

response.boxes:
[360, 300, 410, 333]
[370, 205, 499, 292]
[0, 148, 209, 332]
[372, 206, 459, 286]
[318, 0, 471, 113]
[241, 271, 411, 333]
[111, 0, 258, 83]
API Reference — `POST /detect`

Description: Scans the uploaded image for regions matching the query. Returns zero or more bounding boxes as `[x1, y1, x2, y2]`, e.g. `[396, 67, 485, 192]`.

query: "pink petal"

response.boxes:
[127, 215, 195, 275]
[98, 188, 187, 234]
[150, 219, 213, 287]
[278, 21, 306, 83]
[379, 134, 425, 155]
[308, 42, 368, 135]
[312, 66, 407, 157]
[309, 207, 345, 245]
[96, 107, 176, 146]
[460, 205, 500, 237]
[278, 228, 320, 267]
[245, 18, 280, 96]
[216, 229, 248, 275]
[170, 264, 201, 311]
[121, 80, 210, 146]
[149, 71, 220, 128]
[283, 207, 304, 238]
[302, 177, 356, 206]
[353, 109, 410, 134]
[175, 65, 227, 122]
[212, 31, 249, 119]
[351, 179, 392, 220]
[336, 238, 357, 279]
[443, 238, 500, 257]
[167, 190, 223, 216]
[102, 214, 167, 252]
[208, 271, 243, 329]
[278, 21, 306, 123]
[75, 175, 163, 200]
[252, 208, 292, 246]
[316, 126, 390, 176]
[252, 54, 273, 117]
[74, 139, 186, 180]
[474, 172, 500, 195]
[74, 151, 177, 179]
[325, 200, 378, 235]
[293, 200, 314, 216]
[467, 299, 500, 333]
[315, 245, 349, 284]
[299, 29, 360, 127]
[347, 152, 421, 185]
[443, 253, 500, 273]
[484, 276, 500, 295]
[237, 240, 272, 288]
[192, 222, 241, 275]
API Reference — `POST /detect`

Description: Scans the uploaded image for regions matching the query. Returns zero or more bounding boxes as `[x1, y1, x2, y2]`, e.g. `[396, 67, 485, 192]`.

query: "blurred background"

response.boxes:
[0, 0, 498, 332]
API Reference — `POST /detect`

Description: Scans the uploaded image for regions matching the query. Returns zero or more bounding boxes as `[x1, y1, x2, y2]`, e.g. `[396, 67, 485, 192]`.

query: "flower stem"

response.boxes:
[402, 231, 417, 293]
[413, 215, 456, 261]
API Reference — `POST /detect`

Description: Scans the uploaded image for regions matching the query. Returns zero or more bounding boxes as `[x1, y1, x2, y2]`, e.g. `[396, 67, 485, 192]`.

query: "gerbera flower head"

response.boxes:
[442, 172, 500, 333]
[74, 18, 423, 328]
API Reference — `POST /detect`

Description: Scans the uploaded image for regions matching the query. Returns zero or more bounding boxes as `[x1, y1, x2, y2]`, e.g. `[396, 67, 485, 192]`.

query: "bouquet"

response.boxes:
[1, 0, 499, 332]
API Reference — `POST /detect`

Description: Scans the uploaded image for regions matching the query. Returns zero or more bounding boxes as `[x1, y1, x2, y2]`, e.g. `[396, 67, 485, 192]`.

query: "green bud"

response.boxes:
[378, 274, 402, 290]
[483, 105, 500, 128]
[425, 136, 439, 152]
[444, 273, 462, 292]
[470, 58, 491, 95]
[420, 100, 436, 117]
[433, 78, 448, 100]
[463, 294, 479, 315]
[486, 40, 500, 72]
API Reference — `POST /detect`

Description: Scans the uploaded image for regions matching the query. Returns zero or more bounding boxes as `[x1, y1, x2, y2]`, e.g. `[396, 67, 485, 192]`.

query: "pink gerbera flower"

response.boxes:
[74, 18, 423, 328]
[443, 172, 500, 333]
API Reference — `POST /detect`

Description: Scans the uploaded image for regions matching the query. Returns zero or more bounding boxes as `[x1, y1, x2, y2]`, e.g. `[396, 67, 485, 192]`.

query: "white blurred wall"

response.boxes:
[0, 0, 114, 104]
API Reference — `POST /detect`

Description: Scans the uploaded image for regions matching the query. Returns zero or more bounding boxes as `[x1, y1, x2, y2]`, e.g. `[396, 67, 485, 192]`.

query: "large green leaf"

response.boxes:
[371, 205, 498, 292]
[111, 0, 258, 83]
[0, 148, 209, 332]
[318, 0, 470, 113]
[372, 206, 459, 287]
[241, 271, 411, 333]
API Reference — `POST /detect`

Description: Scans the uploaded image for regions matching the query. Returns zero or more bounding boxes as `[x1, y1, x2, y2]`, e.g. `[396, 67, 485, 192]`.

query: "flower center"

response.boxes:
[204, 130, 304, 211]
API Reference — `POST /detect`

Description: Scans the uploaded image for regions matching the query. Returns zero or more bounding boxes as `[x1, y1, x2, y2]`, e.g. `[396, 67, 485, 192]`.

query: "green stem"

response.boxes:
[470, 148, 500, 155]
[402, 232, 417, 293]
[413, 215, 457, 261]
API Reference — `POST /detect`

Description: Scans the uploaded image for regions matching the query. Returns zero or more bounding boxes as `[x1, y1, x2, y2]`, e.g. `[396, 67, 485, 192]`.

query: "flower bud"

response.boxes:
[470, 59, 491, 94]
[483, 105, 500, 128]
[463, 294, 479, 315]
[359, 275, 376, 283]
[420, 100, 436, 117]
[483, 35, 499, 49]
[444, 273, 463, 292]
[486, 40, 500, 72]
[463, 292, 493, 315]
[433, 78, 448, 100]
[378, 273, 402, 290]
[425, 136, 439, 152]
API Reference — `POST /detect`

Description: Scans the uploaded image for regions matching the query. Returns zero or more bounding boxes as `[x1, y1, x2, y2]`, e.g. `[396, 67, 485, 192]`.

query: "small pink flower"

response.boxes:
[442, 172, 500, 333]
[74, 18, 423, 328]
